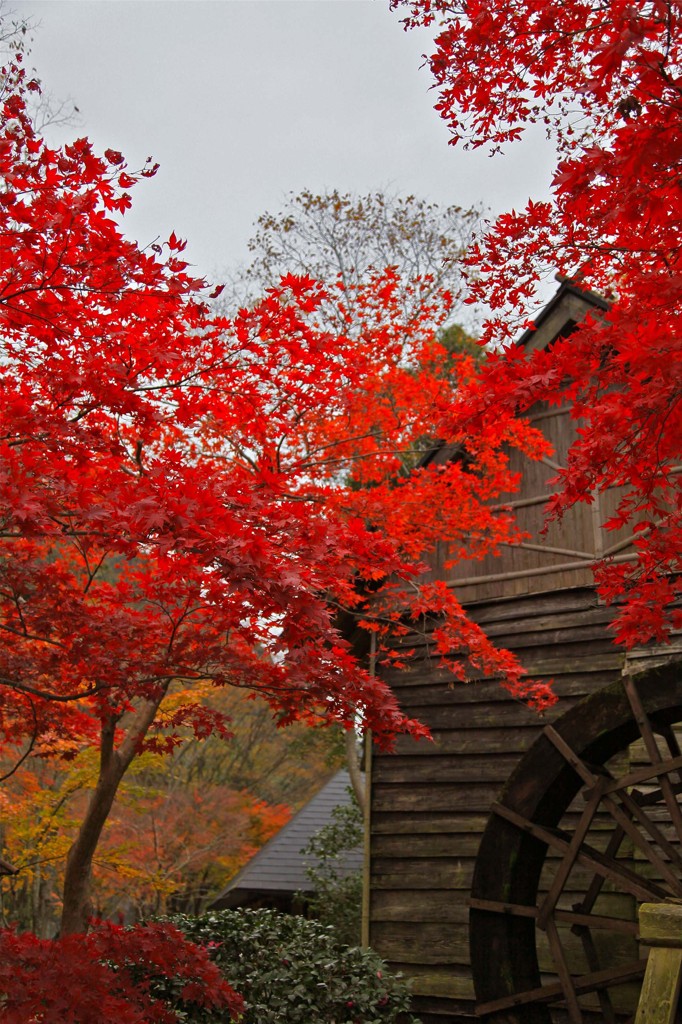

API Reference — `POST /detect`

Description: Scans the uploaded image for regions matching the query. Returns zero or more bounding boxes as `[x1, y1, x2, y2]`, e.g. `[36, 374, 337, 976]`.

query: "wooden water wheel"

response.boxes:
[470, 662, 682, 1022]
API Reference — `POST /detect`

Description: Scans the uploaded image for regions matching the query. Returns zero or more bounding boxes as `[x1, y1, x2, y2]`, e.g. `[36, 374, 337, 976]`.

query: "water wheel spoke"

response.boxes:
[574, 823, 627, 916]
[623, 675, 665, 764]
[623, 675, 682, 845]
[632, 779, 682, 808]
[657, 723, 682, 792]
[596, 754, 682, 798]
[578, 927, 617, 1024]
[492, 802, 669, 902]
[545, 724, 602, 787]
[470, 897, 639, 935]
[469, 897, 539, 918]
[657, 723, 682, 758]
[563, 908, 638, 935]
[601, 792, 682, 895]
[476, 959, 648, 1016]
[538, 781, 605, 929]
[615, 788, 682, 876]
[476, 975, 571, 1015]
[546, 915, 584, 1021]
[574, 836, 669, 902]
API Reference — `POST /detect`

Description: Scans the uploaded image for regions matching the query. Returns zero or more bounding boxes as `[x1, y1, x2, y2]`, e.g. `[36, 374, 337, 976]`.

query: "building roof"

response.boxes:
[210, 769, 363, 910]
[516, 276, 609, 352]
[418, 278, 609, 473]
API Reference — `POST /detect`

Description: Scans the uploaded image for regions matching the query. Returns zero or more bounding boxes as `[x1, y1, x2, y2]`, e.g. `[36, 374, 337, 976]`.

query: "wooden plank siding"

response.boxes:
[368, 586, 628, 1018]
[432, 401, 642, 604]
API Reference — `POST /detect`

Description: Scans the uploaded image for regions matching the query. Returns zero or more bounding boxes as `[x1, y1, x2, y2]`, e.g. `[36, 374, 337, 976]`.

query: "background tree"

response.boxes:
[0, 4, 80, 131]
[227, 188, 484, 489]
[90, 770, 291, 921]
[0, 55, 553, 940]
[393, 0, 682, 646]
[167, 687, 345, 807]
[226, 188, 481, 336]
[0, 690, 329, 933]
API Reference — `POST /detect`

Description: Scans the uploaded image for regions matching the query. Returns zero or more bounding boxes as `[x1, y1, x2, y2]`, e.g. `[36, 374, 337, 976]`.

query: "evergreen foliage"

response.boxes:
[168, 908, 419, 1024]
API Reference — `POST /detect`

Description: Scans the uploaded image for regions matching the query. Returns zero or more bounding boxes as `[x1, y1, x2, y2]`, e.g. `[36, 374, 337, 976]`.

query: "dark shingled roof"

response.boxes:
[210, 769, 363, 910]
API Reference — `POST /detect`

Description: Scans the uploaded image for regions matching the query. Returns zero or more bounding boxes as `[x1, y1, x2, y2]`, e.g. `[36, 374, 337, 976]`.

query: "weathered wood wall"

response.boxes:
[426, 401, 644, 605]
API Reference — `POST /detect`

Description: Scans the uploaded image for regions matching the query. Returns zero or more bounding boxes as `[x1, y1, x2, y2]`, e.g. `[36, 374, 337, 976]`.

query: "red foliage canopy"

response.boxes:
[0, 52, 555, 772]
[393, 0, 682, 645]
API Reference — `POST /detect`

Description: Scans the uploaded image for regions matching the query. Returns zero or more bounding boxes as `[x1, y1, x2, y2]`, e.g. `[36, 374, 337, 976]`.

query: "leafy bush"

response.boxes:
[299, 788, 363, 946]
[169, 908, 419, 1024]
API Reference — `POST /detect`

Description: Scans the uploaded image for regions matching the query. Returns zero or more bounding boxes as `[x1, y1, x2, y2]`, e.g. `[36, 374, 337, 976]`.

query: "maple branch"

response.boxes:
[0, 697, 38, 783]
[0, 622, 66, 649]
[291, 442, 441, 474]
[291, 428, 400, 464]
[0, 677, 112, 702]
[78, 546, 110, 595]
[0, 669, 217, 708]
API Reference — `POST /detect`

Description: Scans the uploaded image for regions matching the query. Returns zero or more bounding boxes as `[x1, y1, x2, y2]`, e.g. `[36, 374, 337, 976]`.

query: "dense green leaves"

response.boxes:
[299, 788, 363, 946]
[168, 909, 418, 1024]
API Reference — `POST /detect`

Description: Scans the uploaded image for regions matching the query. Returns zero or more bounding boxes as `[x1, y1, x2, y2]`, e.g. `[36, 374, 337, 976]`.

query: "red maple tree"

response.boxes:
[393, 0, 682, 646]
[0, 53, 553, 946]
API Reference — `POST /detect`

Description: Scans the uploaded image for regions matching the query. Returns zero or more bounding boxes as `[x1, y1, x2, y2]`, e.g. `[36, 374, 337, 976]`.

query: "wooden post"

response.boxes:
[635, 903, 682, 1024]
[361, 631, 376, 949]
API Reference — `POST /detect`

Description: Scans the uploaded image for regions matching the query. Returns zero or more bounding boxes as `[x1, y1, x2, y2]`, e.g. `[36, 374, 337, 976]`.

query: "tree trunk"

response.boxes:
[345, 728, 365, 812]
[61, 772, 122, 932]
[60, 698, 162, 935]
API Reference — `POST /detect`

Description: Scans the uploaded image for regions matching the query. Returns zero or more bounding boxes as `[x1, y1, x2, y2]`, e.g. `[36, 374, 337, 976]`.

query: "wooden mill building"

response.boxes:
[364, 280, 682, 1023]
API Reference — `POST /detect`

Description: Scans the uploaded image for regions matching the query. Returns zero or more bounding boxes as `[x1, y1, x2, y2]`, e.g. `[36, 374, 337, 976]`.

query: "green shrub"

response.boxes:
[299, 788, 363, 946]
[169, 908, 419, 1024]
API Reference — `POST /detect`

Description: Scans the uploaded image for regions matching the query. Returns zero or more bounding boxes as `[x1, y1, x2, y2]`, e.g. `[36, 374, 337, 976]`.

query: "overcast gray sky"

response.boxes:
[14, 0, 555, 286]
